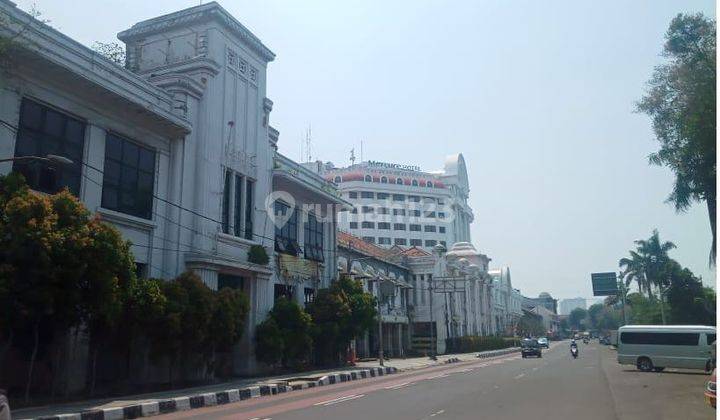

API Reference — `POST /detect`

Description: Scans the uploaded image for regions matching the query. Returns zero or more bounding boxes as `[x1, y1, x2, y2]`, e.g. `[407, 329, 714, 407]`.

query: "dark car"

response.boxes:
[521, 339, 542, 358]
[0, 389, 10, 420]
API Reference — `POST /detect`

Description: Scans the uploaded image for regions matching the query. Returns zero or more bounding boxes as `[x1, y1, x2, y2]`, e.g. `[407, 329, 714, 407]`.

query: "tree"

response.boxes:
[637, 13, 716, 264]
[209, 287, 250, 378]
[307, 287, 352, 366]
[587, 303, 604, 330]
[517, 312, 544, 337]
[568, 308, 588, 330]
[664, 261, 716, 325]
[335, 276, 377, 344]
[255, 297, 313, 369]
[626, 292, 663, 324]
[91, 41, 126, 66]
[619, 230, 676, 298]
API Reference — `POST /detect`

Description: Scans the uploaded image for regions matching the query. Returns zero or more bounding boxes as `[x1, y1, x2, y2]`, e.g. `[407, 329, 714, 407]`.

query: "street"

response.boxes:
[159, 342, 714, 420]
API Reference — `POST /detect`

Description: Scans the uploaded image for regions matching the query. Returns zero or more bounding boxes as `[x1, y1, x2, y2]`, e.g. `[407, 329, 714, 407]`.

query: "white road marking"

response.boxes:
[429, 409, 446, 417]
[532, 367, 539, 371]
[428, 373, 448, 379]
[314, 394, 364, 406]
[385, 382, 413, 389]
[514, 373, 525, 379]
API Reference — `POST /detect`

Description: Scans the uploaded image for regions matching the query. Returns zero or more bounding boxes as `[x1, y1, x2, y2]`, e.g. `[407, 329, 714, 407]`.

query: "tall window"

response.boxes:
[304, 213, 324, 262]
[275, 201, 299, 255]
[274, 284, 294, 302]
[427, 181, 433, 188]
[233, 174, 243, 236]
[411, 179, 418, 186]
[381, 176, 388, 183]
[102, 133, 156, 219]
[334, 176, 342, 183]
[245, 179, 254, 239]
[222, 170, 232, 233]
[396, 177, 403, 184]
[14, 99, 85, 195]
[364, 175, 372, 182]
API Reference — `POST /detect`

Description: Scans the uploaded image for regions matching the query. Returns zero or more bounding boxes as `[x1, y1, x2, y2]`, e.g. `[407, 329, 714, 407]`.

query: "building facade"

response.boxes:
[305, 156, 473, 252]
[0, 0, 344, 377]
[488, 267, 522, 336]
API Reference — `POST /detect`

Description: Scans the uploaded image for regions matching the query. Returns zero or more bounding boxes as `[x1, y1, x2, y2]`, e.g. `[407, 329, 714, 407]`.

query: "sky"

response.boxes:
[14, 0, 716, 300]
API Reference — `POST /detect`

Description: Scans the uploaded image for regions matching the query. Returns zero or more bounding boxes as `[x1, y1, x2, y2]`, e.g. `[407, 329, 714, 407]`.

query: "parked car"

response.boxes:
[617, 325, 716, 372]
[537, 337, 549, 348]
[0, 389, 10, 420]
[521, 339, 542, 358]
[705, 369, 716, 409]
[599, 336, 609, 345]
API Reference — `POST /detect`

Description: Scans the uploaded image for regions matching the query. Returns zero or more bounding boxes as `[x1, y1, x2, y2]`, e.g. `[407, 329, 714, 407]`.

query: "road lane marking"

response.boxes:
[321, 394, 364, 406]
[429, 409, 446, 417]
[532, 367, 539, 371]
[314, 394, 363, 406]
[428, 373, 448, 379]
[385, 382, 413, 389]
[513, 373, 525, 379]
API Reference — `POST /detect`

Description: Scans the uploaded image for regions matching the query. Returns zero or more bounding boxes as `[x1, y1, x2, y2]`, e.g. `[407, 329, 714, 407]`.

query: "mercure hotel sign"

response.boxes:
[367, 161, 421, 172]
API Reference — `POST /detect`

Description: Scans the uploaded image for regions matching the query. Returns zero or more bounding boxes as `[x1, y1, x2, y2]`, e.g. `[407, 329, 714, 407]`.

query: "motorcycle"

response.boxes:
[571, 346, 578, 359]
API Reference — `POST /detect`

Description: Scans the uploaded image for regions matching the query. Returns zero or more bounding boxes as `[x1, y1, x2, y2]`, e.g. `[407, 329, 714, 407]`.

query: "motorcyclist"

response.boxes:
[570, 340, 578, 357]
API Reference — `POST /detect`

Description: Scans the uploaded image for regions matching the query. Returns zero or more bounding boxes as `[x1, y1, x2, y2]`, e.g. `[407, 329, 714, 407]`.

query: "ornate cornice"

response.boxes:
[118, 2, 275, 63]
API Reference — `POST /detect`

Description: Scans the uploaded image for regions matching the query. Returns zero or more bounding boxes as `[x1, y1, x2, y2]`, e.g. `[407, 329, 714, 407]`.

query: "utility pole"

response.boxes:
[378, 294, 384, 366]
[429, 275, 436, 359]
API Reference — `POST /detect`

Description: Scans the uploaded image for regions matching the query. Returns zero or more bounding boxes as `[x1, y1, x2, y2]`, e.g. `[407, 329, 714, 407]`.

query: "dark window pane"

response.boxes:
[104, 160, 121, 186]
[138, 171, 153, 192]
[121, 165, 138, 186]
[122, 141, 139, 167]
[245, 179, 254, 240]
[138, 148, 155, 172]
[234, 174, 243, 237]
[14, 132, 37, 156]
[65, 120, 85, 144]
[222, 170, 231, 234]
[120, 191, 136, 208]
[106, 135, 122, 159]
[45, 109, 65, 137]
[102, 186, 118, 209]
[20, 100, 43, 130]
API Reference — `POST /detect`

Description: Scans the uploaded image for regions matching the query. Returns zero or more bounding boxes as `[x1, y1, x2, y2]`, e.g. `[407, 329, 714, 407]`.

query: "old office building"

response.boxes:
[305, 155, 474, 252]
[0, 0, 343, 375]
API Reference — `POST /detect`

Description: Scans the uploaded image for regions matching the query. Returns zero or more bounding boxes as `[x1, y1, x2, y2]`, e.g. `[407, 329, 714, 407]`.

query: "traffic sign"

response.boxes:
[591, 272, 618, 296]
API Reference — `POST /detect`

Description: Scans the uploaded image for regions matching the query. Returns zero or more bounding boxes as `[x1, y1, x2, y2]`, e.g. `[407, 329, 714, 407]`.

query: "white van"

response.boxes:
[617, 325, 716, 372]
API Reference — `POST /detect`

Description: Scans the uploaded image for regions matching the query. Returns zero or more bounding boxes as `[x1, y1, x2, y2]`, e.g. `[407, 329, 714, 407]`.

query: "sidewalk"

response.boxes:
[15, 348, 518, 420]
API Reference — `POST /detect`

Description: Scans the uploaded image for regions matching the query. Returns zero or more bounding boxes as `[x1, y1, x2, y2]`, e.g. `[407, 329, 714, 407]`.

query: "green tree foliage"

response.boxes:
[209, 287, 250, 377]
[637, 13, 717, 263]
[568, 308, 588, 330]
[255, 297, 313, 369]
[664, 261, 715, 325]
[626, 293, 663, 324]
[619, 230, 676, 299]
[517, 312, 544, 337]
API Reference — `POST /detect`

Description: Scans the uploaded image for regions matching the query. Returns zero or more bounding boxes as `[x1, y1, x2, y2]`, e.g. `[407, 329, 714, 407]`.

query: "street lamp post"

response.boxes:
[0, 154, 74, 165]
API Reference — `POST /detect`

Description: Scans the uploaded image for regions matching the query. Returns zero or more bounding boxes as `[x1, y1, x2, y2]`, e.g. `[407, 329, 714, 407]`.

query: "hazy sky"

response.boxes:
[16, 0, 716, 300]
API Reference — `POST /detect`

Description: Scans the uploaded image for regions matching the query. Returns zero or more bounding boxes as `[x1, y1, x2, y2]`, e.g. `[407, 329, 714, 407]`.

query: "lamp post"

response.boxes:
[0, 154, 74, 165]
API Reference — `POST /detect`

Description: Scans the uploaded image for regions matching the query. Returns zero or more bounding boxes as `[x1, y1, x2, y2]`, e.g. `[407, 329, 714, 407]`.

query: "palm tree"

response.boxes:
[619, 230, 676, 299]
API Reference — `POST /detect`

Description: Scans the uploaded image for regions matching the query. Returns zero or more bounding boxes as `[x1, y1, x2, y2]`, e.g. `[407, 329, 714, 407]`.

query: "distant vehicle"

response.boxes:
[0, 389, 9, 420]
[599, 336, 610, 345]
[609, 330, 618, 346]
[571, 345, 578, 359]
[706, 369, 716, 409]
[537, 337, 549, 348]
[617, 325, 716, 372]
[521, 339, 542, 358]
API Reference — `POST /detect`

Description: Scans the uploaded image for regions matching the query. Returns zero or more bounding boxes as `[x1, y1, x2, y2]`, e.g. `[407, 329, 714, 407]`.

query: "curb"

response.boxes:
[476, 347, 520, 359]
[30, 367, 398, 420]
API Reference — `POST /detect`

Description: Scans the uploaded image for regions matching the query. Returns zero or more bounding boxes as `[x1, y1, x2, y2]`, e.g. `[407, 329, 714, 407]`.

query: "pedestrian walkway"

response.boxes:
[14, 348, 517, 419]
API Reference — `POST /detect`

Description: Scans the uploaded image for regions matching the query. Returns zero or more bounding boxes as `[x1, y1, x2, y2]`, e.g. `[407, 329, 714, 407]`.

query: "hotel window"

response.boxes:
[409, 224, 421, 232]
[13, 99, 85, 195]
[420, 275, 426, 304]
[410, 239, 422, 246]
[304, 213, 324, 262]
[427, 181, 433, 188]
[439, 226, 446, 233]
[410, 209, 421, 217]
[361, 191, 374, 199]
[221, 169, 253, 238]
[396, 177, 403, 184]
[361, 221, 375, 228]
[381, 176, 388, 183]
[349, 191, 358, 198]
[411, 179, 418, 186]
[362, 206, 374, 214]
[334, 176, 342, 183]
[425, 240, 437, 247]
[378, 237, 391, 245]
[378, 222, 391, 230]
[392, 194, 405, 201]
[364, 175, 372, 182]
[102, 133, 156, 220]
[351, 207, 358, 214]
[393, 223, 406, 231]
[274, 200, 299, 255]
[378, 207, 389, 215]
[377, 192, 389, 199]
[349, 222, 358, 229]
[394, 238, 407, 246]
[408, 195, 420, 202]
[393, 208, 406, 216]
[438, 212, 445, 219]
[362, 236, 375, 244]
[424, 225, 436, 232]
[425, 211, 436, 218]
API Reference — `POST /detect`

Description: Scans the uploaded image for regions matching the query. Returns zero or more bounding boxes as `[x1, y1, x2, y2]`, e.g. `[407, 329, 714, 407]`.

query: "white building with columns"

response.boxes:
[0, 0, 345, 377]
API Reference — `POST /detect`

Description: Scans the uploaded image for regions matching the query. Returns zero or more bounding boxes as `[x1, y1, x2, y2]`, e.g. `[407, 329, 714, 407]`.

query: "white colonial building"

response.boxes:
[0, 0, 346, 378]
[304, 155, 473, 252]
[488, 267, 523, 336]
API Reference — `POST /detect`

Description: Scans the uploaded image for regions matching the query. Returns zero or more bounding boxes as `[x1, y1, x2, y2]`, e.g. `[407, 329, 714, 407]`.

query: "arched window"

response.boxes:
[364, 175, 372, 182]
[411, 179, 419, 187]
[426, 181, 433, 188]
[334, 176, 342, 183]
[381, 176, 388, 183]
[396, 177, 403, 185]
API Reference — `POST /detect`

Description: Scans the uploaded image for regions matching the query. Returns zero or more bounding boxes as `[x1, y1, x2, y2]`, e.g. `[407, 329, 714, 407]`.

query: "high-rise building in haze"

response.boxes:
[560, 297, 587, 315]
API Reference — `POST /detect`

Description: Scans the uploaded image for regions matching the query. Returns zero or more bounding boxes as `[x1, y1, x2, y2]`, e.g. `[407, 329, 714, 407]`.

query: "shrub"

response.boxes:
[255, 297, 313, 369]
[445, 336, 518, 354]
[247, 245, 269, 265]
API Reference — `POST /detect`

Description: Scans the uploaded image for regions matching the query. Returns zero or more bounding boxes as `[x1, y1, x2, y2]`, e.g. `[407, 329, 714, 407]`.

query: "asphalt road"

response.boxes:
[160, 341, 714, 420]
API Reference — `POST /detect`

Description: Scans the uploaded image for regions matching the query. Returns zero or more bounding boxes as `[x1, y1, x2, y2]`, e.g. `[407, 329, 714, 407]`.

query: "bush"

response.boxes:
[255, 298, 313, 369]
[247, 245, 269, 265]
[445, 336, 519, 354]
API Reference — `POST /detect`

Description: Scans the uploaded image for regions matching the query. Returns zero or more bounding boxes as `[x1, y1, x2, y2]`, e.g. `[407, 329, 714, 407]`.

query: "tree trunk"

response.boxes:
[708, 196, 716, 266]
[24, 320, 40, 403]
[90, 345, 99, 396]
